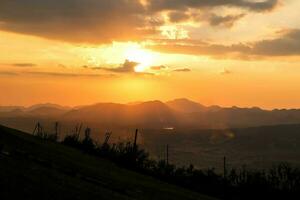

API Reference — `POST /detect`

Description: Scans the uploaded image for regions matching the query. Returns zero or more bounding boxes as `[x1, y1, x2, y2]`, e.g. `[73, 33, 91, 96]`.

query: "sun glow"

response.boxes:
[124, 46, 155, 72]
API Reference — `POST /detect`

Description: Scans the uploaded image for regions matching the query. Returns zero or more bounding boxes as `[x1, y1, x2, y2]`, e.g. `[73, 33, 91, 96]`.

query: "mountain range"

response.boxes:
[2, 99, 300, 132]
[1, 99, 300, 169]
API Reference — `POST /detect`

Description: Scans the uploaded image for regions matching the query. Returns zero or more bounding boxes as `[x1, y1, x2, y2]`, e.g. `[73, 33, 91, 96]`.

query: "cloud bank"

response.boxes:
[148, 29, 300, 58]
[0, 0, 153, 43]
[0, 0, 280, 44]
[92, 60, 139, 73]
[149, 0, 279, 12]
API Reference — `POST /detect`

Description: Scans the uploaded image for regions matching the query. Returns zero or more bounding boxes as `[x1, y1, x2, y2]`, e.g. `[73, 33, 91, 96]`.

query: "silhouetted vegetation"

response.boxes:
[1, 124, 208, 200]
[35, 125, 300, 199]
[33, 122, 59, 142]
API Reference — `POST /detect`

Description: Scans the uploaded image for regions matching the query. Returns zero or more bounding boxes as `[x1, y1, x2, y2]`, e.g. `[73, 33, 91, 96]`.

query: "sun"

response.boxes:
[124, 46, 154, 72]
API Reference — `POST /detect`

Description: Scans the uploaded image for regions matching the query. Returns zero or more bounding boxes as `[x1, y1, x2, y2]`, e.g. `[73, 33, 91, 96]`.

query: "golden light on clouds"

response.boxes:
[159, 25, 190, 40]
[124, 45, 155, 72]
[1, 0, 300, 108]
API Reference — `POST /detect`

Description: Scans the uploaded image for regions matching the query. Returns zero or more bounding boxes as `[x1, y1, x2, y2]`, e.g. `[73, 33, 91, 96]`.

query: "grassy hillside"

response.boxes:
[0, 125, 216, 200]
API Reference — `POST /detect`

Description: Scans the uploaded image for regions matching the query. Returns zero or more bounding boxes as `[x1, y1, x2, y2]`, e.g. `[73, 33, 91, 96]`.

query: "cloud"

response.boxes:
[0, 0, 157, 43]
[166, 11, 246, 28]
[0, 71, 18, 76]
[1, 63, 37, 67]
[147, 29, 300, 58]
[25, 71, 110, 77]
[251, 29, 300, 56]
[11, 63, 37, 67]
[220, 68, 232, 75]
[209, 14, 246, 28]
[149, 0, 279, 12]
[0, 0, 280, 43]
[1, 71, 116, 78]
[58, 64, 67, 68]
[92, 60, 139, 73]
[149, 0, 279, 29]
[168, 11, 190, 23]
[148, 43, 251, 57]
[173, 68, 191, 72]
[150, 65, 167, 70]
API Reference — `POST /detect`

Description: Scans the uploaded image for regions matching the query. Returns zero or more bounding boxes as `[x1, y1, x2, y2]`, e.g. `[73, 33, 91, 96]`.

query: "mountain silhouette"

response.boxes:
[166, 98, 207, 113]
[62, 101, 177, 129]
[2, 99, 300, 131]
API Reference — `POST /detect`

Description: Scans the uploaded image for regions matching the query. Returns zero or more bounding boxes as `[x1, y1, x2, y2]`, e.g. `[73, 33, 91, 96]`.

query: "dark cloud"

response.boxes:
[0, 0, 156, 43]
[168, 11, 190, 23]
[58, 64, 67, 68]
[0, 71, 18, 76]
[173, 68, 191, 72]
[0, 71, 116, 78]
[167, 11, 245, 28]
[27, 72, 116, 78]
[89, 60, 159, 76]
[209, 14, 246, 28]
[24, 71, 116, 78]
[251, 29, 300, 56]
[92, 60, 139, 73]
[9, 63, 36, 67]
[220, 68, 232, 75]
[0, 0, 280, 43]
[150, 65, 167, 70]
[148, 0, 279, 12]
[148, 43, 251, 57]
[147, 29, 300, 58]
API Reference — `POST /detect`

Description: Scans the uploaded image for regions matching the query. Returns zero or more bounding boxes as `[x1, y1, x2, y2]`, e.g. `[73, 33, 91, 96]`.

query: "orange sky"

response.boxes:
[1, 0, 300, 109]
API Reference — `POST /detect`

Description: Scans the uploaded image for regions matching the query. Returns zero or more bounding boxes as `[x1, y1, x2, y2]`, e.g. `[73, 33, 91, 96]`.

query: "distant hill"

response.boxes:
[0, 125, 215, 200]
[25, 103, 71, 112]
[0, 103, 70, 113]
[62, 101, 177, 129]
[166, 98, 207, 113]
[28, 106, 68, 116]
[2, 99, 300, 132]
[0, 106, 25, 112]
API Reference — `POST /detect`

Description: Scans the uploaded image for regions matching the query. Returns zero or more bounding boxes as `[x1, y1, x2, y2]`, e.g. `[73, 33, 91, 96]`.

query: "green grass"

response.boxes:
[0, 125, 217, 200]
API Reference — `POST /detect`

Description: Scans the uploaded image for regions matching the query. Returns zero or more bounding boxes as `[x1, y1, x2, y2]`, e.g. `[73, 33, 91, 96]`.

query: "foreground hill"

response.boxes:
[0, 125, 215, 200]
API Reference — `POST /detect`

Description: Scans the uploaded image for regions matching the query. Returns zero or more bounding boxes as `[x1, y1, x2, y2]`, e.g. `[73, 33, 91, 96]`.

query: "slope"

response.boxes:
[0, 125, 216, 200]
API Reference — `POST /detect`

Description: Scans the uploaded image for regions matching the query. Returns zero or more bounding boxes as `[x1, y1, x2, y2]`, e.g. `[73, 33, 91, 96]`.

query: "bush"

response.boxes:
[61, 133, 81, 148]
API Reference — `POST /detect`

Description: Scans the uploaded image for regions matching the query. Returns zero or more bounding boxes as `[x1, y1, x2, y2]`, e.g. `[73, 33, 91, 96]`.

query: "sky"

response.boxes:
[1, 0, 300, 109]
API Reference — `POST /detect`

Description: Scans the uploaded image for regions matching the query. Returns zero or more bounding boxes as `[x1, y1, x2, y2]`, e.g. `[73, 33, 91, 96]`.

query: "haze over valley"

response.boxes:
[2, 98, 300, 170]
